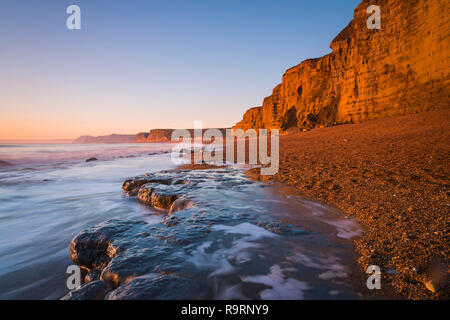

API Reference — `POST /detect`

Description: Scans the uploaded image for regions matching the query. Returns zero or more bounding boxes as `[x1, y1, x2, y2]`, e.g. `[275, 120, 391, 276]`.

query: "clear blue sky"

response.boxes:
[0, 0, 360, 139]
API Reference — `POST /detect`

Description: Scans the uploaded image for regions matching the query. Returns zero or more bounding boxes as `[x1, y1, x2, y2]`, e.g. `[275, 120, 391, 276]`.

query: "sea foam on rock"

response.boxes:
[62, 280, 110, 300]
[66, 168, 266, 299]
[66, 167, 356, 300]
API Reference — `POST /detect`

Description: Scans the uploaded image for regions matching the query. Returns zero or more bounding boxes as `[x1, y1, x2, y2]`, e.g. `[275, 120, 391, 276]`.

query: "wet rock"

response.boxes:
[69, 236, 115, 271]
[123, 174, 176, 196]
[85, 157, 98, 162]
[256, 221, 307, 236]
[138, 183, 187, 209]
[107, 274, 205, 300]
[169, 198, 195, 214]
[161, 215, 180, 227]
[61, 280, 109, 300]
[85, 270, 101, 283]
[137, 185, 153, 203]
[69, 219, 145, 270]
[100, 243, 187, 288]
[151, 191, 179, 209]
[71, 168, 314, 299]
[122, 177, 150, 195]
[69, 218, 193, 289]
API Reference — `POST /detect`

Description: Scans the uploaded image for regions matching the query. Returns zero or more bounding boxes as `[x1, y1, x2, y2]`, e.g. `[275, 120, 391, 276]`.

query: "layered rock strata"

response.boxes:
[234, 0, 449, 131]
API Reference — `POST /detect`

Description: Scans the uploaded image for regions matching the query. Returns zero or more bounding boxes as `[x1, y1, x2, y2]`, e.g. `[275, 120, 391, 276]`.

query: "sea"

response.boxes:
[0, 143, 366, 300]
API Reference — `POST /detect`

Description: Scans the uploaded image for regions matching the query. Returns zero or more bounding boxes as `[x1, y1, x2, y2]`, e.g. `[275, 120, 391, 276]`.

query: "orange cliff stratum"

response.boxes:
[234, 0, 449, 131]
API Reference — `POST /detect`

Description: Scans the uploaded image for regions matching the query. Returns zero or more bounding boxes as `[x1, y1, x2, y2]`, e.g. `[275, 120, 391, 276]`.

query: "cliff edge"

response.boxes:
[234, 0, 449, 131]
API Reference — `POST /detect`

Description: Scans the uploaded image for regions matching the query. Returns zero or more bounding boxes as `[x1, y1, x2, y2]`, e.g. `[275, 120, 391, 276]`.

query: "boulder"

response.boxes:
[61, 280, 109, 300]
[151, 191, 179, 209]
[169, 198, 195, 214]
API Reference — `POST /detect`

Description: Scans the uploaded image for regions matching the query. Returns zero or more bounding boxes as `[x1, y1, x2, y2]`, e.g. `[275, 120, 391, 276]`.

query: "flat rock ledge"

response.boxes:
[65, 168, 268, 300]
[122, 171, 193, 211]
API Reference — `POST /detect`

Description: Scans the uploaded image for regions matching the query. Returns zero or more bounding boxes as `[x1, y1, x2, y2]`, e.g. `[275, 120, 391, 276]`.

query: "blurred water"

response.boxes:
[0, 143, 176, 299]
[0, 143, 364, 300]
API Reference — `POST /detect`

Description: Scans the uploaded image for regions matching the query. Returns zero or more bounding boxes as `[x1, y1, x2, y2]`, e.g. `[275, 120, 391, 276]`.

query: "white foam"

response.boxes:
[241, 264, 310, 300]
[318, 263, 348, 280]
[211, 222, 279, 241]
[323, 218, 363, 239]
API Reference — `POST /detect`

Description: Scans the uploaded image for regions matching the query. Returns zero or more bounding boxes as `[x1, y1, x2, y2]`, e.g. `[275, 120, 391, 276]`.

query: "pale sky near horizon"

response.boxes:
[0, 0, 360, 140]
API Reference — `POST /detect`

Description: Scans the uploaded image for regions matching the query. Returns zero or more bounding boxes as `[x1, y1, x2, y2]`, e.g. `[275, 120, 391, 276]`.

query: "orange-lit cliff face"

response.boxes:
[234, 0, 449, 131]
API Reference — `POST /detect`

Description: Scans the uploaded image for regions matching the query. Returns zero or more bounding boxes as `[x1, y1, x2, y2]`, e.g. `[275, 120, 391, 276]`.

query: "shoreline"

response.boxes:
[66, 163, 370, 300]
[157, 163, 400, 299]
[250, 109, 449, 299]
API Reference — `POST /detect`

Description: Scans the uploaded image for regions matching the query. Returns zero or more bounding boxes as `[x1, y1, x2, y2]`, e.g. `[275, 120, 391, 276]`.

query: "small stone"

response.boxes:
[86, 157, 98, 162]
[161, 215, 180, 227]
[386, 269, 398, 275]
[424, 280, 439, 293]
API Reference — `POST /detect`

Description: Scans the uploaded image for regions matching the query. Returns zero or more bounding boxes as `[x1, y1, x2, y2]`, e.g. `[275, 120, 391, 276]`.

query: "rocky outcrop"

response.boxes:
[61, 280, 110, 300]
[74, 134, 137, 144]
[168, 198, 194, 214]
[137, 129, 229, 143]
[136, 129, 173, 142]
[75, 128, 230, 144]
[234, 107, 264, 130]
[65, 167, 367, 300]
[123, 172, 188, 209]
[234, 0, 449, 131]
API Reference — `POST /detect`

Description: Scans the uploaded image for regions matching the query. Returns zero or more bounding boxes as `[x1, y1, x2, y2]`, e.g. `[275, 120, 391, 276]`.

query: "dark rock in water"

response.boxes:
[122, 177, 149, 196]
[69, 218, 193, 289]
[137, 186, 153, 203]
[138, 183, 186, 209]
[70, 168, 322, 299]
[150, 190, 179, 209]
[85, 269, 102, 283]
[161, 215, 180, 227]
[68, 207, 220, 292]
[85, 157, 98, 163]
[256, 221, 308, 236]
[0, 160, 12, 166]
[107, 274, 205, 300]
[122, 174, 176, 196]
[169, 198, 195, 214]
[69, 221, 133, 270]
[126, 168, 254, 210]
[61, 280, 109, 300]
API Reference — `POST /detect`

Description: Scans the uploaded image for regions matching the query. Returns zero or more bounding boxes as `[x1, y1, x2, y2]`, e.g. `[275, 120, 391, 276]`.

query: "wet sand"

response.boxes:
[251, 110, 449, 299]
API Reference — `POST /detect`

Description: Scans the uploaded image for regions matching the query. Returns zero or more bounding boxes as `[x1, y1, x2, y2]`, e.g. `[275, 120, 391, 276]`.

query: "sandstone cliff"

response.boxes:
[74, 134, 137, 144]
[76, 129, 230, 144]
[136, 129, 173, 142]
[234, 0, 449, 131]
